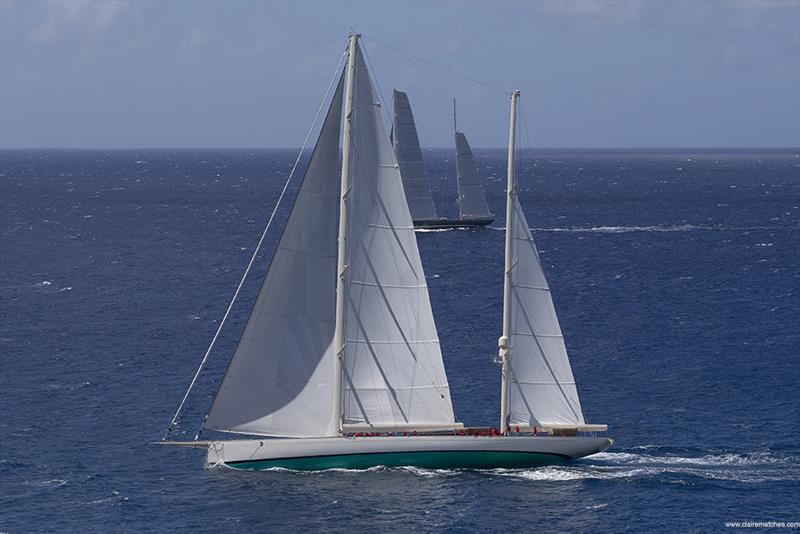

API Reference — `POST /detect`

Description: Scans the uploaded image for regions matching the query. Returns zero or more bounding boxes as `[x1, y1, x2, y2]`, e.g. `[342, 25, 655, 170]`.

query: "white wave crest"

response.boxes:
[488, 224, 792, 234]
[537, 224, 712, 233]
[396, 466, 461, 478]
[415, 228, 454, 233]
[210, 464, 390, 475]
[27, 478, 68, 488]
[590, 451, 793, 467]
[491, 466, 643, 481]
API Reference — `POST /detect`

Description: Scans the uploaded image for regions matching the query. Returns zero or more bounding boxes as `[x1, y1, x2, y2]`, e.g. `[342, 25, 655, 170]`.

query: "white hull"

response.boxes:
[205, 435, 613, 471]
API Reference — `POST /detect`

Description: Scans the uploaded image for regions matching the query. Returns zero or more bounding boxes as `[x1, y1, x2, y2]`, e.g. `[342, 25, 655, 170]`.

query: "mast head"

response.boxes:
[346, 33, 361, 61]
[512, 90, 521, 99]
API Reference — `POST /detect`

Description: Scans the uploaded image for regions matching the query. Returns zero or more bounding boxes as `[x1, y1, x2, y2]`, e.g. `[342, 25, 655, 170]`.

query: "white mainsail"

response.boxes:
[455, 131, 492, 220]
[392, 90, 439, 221]
[342, 47, 457, 430]
[204, 73, 345, 438]
[506, 196, 585, 427]
[205, 37, 456, 437]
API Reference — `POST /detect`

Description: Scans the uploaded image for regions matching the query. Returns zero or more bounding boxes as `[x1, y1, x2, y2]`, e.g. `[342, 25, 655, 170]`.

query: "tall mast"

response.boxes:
[499, 90, 520, 434]
[332, 33, 359, 434]
[454, 98, 462, 217]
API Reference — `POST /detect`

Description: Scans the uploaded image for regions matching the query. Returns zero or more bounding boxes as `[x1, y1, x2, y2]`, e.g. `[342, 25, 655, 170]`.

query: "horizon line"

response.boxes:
[2, 146, 799, 151]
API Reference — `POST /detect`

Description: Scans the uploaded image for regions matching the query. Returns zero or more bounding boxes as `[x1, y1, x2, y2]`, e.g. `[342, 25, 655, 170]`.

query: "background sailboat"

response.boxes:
[163, 34, 610, 471]
[393, 91, 494, 229]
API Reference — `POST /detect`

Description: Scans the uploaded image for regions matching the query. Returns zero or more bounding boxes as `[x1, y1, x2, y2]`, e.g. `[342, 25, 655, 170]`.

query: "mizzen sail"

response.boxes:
[507, 196, 585, 428]
[205, 72, 345, 438]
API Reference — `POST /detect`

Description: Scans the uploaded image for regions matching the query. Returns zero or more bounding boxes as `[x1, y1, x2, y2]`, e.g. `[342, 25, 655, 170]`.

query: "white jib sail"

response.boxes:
[392, 90, 439, 221]
[204, 73, 345, 438]
[508, 196, 585, 427]
[455, 131, 492, 219]
[342, 48, 456, 429]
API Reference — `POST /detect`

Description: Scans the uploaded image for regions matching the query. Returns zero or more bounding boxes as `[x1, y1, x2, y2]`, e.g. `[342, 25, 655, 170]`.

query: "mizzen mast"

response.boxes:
[499, 90, 520, 434]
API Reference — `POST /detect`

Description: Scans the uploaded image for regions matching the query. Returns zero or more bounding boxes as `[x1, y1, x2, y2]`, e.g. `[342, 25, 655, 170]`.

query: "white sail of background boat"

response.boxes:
[162, 35, 610, 470]
[393, 91, 493, 229]
[453, 99, 494, 225]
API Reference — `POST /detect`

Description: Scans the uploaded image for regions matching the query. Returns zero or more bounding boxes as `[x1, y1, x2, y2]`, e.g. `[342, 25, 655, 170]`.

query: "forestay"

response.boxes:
[204, 73, 345, 438]
[342, 48, 457, 429]
[392, 90, 438, 221]
[507, 196, 585, 428]
[455, 132, 492, 219]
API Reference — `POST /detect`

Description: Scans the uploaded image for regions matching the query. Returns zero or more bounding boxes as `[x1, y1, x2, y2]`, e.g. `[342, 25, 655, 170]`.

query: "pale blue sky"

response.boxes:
[1, 0, 798, 148]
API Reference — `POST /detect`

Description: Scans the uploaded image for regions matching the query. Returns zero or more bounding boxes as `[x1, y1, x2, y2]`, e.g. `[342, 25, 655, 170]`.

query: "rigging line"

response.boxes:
[360, 34, 511, 97]
[512, 94, 519, 200]
[518, 99, 537, 177]
[162, 47, 349, 442]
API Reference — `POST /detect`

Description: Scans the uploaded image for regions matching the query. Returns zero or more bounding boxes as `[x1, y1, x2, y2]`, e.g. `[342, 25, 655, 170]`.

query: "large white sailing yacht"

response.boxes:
[162, 34, 610, 470]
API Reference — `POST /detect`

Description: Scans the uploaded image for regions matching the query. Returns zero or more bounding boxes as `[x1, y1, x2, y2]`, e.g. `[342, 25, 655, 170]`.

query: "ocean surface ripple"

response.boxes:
[1, 148, 798, 532]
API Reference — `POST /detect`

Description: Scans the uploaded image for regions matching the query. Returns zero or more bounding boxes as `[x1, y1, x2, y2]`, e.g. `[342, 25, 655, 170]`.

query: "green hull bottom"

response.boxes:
[226, 450, 570, 471]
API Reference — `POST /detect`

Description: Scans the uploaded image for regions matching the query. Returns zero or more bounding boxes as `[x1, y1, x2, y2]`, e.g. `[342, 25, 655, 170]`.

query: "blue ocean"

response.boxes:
[1, 148, 798, 532]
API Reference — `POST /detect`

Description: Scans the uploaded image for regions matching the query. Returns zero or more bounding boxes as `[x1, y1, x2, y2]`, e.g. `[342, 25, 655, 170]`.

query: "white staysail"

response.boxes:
[506, 194, 585, 428]
[392, 90, 438, 221]
[204, 72, 345, 438]
[342, 47, 457, 430]
[455, 131, 492, 219]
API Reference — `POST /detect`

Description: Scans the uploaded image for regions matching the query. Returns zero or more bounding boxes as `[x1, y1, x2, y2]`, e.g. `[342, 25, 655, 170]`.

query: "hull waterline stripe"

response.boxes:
[223, 449, 574, 470]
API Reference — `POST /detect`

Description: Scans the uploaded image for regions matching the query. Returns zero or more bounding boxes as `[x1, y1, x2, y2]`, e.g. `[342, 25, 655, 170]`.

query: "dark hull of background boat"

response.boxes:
[414, 217, 495, 229]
